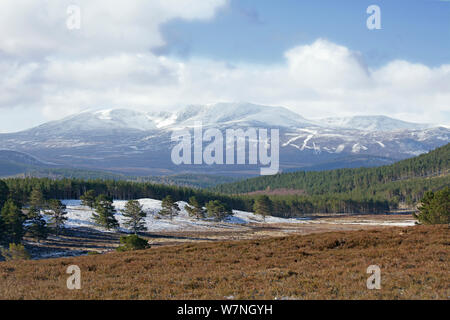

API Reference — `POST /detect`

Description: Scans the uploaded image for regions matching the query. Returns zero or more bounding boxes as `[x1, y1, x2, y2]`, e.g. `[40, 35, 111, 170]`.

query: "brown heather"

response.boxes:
[0, 225, 448, 300]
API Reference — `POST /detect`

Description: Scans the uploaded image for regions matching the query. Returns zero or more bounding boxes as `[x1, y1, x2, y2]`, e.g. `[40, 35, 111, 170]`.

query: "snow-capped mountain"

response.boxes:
[29, 109, 160, 134]
[0, 103, 448, 176]
[20, 103, 311, 138]
[321, 115, 432, 132]
[171, 102, 314, 128]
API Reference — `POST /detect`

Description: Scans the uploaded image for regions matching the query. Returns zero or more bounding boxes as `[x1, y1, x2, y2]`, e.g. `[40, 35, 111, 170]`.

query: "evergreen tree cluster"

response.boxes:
[185, 197, 206, 219]
[0, 186, 68, 258]
[205, 200, 233, 221]
[3, 177, 243, 210]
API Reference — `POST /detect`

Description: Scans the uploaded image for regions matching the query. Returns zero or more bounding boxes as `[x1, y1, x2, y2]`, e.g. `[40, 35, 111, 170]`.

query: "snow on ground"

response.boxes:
[62, 199, 312, 233]
[61, 199, 416, 233]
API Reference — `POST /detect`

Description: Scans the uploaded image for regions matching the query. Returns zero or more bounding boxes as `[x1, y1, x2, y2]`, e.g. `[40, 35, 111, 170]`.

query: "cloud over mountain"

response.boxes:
[0, 1, 449, 132]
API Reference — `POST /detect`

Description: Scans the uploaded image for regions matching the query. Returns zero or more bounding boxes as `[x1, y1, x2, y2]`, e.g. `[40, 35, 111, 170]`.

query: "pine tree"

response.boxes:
[117, 235, 150, 252]
[185, 196, 205, 219]
[25, 206, 49, 242]
[0, 180, 8, 211]
[45, 199, 68, 235]
[29, 187, 46, 209]
[93, 195, 119, 230]
[253, 195, 273, 222]
[159, 196, 180, 220]
[80, 190, 96, 209]
[0, 199, 26, 245]
[205, 200, 233, 221]
[414, 187, 449, 224]
[122, 200, 147, 234]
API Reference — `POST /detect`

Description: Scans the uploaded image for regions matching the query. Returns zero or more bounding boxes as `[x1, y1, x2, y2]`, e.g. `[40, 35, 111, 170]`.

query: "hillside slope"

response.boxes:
[213, 143, 450, 195]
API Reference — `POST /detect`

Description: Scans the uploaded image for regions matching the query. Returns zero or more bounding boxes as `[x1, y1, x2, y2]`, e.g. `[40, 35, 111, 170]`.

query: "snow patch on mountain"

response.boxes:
[321, 115, 431, 132]
[335, 144, 345, 153]
[352, 143, 368, 153]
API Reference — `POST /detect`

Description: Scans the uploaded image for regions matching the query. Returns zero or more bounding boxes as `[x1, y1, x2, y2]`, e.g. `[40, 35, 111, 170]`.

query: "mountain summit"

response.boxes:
[172, 102, 313, 128]
[21, 103, 434, 133]
[0, 103, 448, 176]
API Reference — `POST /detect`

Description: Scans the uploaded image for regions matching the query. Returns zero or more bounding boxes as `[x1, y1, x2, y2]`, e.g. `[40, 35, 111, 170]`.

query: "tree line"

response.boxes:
[0, 176, 396, 218]
[2, 175, 439, 220]
[2, 177, 244, 209]
[1, 143, 448, 221]
[212, 143, 449, 196]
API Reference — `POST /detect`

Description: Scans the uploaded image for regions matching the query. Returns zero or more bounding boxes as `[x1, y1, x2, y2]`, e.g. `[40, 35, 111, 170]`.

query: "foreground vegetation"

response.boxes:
[0, 225, 447, 299]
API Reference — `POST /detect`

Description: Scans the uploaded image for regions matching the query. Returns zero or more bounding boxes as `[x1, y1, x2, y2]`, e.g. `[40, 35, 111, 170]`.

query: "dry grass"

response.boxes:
[0, 225, 448, 300]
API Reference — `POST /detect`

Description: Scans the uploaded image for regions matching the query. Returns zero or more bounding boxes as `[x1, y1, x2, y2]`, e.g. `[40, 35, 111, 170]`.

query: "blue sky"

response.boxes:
[0, 0, 449, 132]
[159, 0, 450, 67]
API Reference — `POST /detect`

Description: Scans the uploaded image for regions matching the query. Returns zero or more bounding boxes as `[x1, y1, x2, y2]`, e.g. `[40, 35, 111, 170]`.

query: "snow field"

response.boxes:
[60, 199, 416, 234]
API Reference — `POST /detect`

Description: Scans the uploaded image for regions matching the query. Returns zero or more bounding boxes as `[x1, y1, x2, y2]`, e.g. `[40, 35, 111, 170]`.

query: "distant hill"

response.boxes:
[0, 150, 50, 176]
[0, 150, 241, 188]
[0, 150, 131, 180]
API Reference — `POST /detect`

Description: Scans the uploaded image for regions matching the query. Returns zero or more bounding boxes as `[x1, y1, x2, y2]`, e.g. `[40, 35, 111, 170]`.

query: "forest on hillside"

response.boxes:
[0, 144, 448, 217]
[212, 143, 449, 195]
[208, 143, 450, 216]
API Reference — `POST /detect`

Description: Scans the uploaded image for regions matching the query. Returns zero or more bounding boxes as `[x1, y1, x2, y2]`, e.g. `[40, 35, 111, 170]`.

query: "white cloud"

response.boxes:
[172, 40, 450, 124]
[285, 39, 370, 90]
[0, 0, 227, 57]
[0, 1, 449, 132]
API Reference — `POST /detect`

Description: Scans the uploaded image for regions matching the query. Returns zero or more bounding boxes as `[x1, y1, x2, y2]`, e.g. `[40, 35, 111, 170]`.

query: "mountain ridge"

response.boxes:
[0, 103, 448, 177]
[10, 103, 440, 133]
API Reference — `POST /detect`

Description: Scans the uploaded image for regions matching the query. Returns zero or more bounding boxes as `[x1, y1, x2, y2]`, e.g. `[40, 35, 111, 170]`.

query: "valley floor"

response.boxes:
[0, 225, 448, 299]
[21, 199, 417, 260]
[23, 214, 416, 260]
